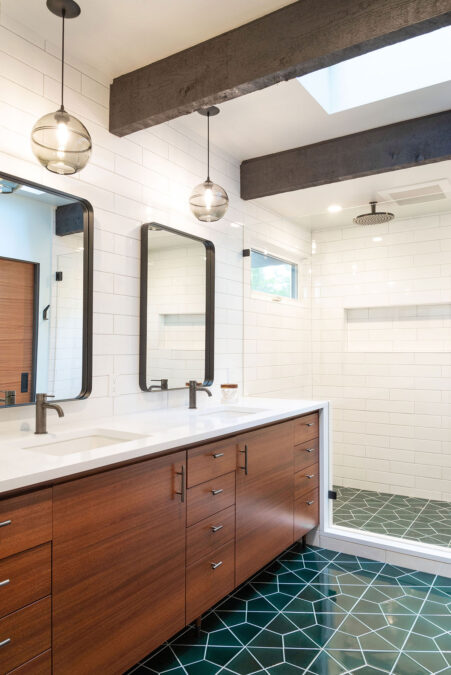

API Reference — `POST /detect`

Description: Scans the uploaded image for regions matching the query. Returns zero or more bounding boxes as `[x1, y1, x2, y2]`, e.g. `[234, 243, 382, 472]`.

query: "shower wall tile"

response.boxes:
[312, 215, 451, 501]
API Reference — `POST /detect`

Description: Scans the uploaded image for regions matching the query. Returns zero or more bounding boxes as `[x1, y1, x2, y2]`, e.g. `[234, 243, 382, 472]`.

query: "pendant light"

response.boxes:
[189, 106, 228, 222]
[31, 0, 92, 175]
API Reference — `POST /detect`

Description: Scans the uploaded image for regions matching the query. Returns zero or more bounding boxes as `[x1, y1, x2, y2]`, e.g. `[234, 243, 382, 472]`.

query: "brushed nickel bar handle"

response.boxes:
[305, 448, 315, 453]
[0, 520, 11, 528]
[307, 500, 315, 506]
[306, 422, 315, 427]
[211, 488, 223, 495]
[211, 561, 223, 570]
[210, 524, 224, 532]
[175, 465, 185, 503]
[212, 452, 224, 459]
[306, 474, 315, 479]
[0, 638, 11, 648]
[239, 444, 248, 475]
[0, 579, 10, 588]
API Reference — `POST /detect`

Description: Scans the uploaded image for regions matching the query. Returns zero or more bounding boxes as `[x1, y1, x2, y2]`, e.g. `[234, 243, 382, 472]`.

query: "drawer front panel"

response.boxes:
[8, 650, 51, 675]
[186, 505, 235, 566]
[294, 437, 319, 472]
[0, 490, 52, 560]
[0, 544, 51, 619]
[187, 439, 237, 488]
[294, 464, 319, 499]
[294, 489, 319, 540]
[0, 597, 51, 674]
[294, 413, 319, 446]
[187, 472, 235, 527]
[186, 540, 235, 623]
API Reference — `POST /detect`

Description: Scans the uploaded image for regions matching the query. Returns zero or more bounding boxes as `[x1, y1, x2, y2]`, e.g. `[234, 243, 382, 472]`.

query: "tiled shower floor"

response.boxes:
[126, 544, 451, 674]
[333, 486, 451, 548]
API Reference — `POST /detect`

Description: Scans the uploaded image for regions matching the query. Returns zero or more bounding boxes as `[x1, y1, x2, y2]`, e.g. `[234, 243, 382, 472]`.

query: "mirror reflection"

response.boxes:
[0, 175, 91, 406]
[140, 223, 214, 391]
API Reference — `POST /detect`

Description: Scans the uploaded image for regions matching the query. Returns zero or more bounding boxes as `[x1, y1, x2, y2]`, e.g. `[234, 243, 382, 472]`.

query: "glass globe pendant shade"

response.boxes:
[31, 107, 92, 175]
[189, 179, 229, 223]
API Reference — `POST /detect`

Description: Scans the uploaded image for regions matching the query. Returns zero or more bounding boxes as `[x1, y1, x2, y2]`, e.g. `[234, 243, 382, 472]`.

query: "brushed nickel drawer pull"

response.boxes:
[0, 520, 11, 528]
[0, 638, 11, 648]
[305, 422, 315, 427]
[211, 561, 223, 570]
[211, 488, 223, 495]
[211, 524, 224, 532]
[306, 474, 315, 479]
[305, 448, 315, 453]
[0, 579, 10, 588]
[307, 500, 315, 505]
[212, 452, 224, 459]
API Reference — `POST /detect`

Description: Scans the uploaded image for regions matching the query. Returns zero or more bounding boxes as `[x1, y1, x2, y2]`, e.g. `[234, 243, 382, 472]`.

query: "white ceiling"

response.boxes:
[2, 0, 294, 79]
[4, 2, 450, 229]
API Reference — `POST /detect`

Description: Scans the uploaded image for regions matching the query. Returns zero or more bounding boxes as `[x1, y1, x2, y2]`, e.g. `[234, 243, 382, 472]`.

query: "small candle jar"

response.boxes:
[220, 384, 239, 404]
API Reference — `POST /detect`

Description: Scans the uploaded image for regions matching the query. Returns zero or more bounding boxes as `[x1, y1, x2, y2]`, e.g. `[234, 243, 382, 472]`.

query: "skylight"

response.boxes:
[298, 26, 451, 114]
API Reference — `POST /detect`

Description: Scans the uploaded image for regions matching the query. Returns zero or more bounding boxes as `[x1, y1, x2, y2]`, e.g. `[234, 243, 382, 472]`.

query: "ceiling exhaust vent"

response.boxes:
[378, 179, 450, 206]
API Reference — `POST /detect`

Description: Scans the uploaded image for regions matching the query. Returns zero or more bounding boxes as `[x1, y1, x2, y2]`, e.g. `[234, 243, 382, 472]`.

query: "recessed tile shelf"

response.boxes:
[345, 303, 451, 353]
[125, 544, 451, 675]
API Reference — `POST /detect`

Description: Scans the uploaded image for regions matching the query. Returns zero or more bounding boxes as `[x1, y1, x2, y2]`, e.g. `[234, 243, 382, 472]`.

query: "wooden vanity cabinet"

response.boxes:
[235, 421, 295, 586]
[52, 451, 186, 675]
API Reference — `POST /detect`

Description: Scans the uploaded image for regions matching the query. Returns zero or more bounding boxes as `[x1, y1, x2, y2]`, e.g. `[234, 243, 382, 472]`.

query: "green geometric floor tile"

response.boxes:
[130, 544, 451, 675]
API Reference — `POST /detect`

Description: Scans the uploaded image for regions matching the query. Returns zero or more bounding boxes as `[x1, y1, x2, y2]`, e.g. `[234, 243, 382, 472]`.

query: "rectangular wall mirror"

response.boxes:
[140, 223, 214, 392]
[0, 172, 93, 407]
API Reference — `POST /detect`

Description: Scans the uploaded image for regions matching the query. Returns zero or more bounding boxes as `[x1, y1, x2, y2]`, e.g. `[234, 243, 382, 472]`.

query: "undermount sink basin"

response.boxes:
[22, 429, 144, 457]
[199, 406, 269, 418]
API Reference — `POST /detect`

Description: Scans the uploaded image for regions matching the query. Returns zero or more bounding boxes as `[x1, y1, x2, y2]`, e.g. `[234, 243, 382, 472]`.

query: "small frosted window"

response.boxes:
[250, 250, 298, 299]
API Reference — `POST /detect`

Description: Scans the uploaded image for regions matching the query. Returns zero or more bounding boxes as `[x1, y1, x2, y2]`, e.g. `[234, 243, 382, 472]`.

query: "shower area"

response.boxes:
[307, 165, 451, 555]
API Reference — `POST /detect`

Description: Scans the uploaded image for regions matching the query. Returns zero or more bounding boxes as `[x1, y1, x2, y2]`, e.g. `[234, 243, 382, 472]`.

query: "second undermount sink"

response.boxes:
[199, 406, 269, 418]
[22, 429, 145, 457]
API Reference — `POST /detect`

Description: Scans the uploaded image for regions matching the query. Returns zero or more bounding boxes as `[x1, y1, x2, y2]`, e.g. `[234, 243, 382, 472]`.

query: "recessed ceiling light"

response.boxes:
[372, 236, 383, 242]
[327, 204, 342, 213]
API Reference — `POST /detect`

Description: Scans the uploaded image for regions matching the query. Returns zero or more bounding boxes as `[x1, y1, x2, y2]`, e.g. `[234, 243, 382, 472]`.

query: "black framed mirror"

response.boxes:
[0, 171, 93, 407]
[140, 223, 214, 392]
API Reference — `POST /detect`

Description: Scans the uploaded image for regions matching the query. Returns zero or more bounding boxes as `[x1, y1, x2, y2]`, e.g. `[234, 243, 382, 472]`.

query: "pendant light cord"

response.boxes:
[207, 110, 210, 182]
[61, 9, 66, 110]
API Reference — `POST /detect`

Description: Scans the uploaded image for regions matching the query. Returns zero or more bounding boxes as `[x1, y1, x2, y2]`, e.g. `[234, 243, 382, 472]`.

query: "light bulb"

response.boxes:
[57, 121, 69, 150]
[204, 187, 213, 210]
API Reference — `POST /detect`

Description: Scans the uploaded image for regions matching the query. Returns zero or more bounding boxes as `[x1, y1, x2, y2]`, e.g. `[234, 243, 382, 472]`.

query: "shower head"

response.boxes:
[353, 201, 394, 226]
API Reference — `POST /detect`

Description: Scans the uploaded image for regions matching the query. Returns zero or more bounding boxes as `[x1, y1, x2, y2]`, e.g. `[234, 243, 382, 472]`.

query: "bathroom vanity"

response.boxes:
[0, 401, 324, 675]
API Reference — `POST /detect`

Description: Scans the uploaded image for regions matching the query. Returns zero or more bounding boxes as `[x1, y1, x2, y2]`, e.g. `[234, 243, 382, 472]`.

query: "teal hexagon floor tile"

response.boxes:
[225, 647, 265, 674]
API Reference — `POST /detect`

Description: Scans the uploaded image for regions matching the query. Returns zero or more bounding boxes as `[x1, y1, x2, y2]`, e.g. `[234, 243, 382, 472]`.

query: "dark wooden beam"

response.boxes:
[240, 110, 451, 199]
[109, 0, 451, 136]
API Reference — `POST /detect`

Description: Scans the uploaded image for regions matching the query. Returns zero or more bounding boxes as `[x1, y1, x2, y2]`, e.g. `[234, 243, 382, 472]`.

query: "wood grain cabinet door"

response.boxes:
[235, 421, 294, 586]
[52, 452, 186, 675]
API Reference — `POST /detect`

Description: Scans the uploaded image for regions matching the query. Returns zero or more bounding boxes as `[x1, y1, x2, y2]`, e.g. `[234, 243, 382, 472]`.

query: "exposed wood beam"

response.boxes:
[240, 110, 451, 200]
[109, 0, 451, 136]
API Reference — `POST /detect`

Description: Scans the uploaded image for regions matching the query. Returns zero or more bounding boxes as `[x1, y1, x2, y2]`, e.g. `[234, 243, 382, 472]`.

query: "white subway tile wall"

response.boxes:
[312, 215, 451, 502]
[0, 12, 305, 431]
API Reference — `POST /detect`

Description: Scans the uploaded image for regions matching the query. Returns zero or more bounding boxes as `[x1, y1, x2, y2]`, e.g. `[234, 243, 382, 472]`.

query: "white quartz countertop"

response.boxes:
[0, 398, 327, 494]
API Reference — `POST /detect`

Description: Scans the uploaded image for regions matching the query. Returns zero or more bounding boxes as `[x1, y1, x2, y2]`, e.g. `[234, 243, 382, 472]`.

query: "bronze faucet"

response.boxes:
[188, 380, 212, 409]
[35, 393, 64, 434]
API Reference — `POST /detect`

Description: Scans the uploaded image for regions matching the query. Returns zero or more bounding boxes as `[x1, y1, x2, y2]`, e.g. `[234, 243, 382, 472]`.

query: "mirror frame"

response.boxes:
[0, 170, 93, 405]
[139, 222, 215, 392]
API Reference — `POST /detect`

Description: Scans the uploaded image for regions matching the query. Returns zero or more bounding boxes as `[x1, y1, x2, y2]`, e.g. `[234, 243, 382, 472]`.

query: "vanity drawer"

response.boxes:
[294, 437, 319, 472]
[187, 472, 235, 527]
[295, 464, 319, 499]
[8, 650, 51, 675]
[187, 439, 237, 488]
[0, 490, 52, 560]
[0, 597, 51, 673]
[294, 413, 319, 446]
[294, 488, 319, 540]
[186, 505, 235, 566]
[186, 540, 235, 623]
[0, 544, 51, 619]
